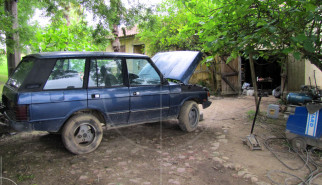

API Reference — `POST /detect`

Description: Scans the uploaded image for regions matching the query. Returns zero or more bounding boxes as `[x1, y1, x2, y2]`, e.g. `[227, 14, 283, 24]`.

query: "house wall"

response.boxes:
[106, 36, 145, 54]
[287, 55, 322, 92]
[305, 59, 322, 88]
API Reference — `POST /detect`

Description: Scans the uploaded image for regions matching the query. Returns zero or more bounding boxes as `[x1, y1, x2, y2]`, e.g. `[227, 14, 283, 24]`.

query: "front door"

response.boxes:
[87, 58, 130, 125]
[126, 59, 170, 123]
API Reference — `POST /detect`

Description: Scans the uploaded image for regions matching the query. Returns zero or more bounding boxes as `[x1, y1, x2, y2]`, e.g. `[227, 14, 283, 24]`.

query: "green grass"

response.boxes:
[0, 55, 8, 95]
[0, 55, 8, 79]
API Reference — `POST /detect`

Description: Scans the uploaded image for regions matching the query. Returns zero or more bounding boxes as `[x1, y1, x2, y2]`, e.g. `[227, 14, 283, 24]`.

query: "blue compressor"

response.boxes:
[286, 103, 322, 150]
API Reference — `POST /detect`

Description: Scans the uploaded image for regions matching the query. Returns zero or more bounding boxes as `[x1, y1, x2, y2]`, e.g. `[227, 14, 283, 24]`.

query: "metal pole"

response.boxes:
[249, 53, 259, 108]
[250, 95, 262, 134]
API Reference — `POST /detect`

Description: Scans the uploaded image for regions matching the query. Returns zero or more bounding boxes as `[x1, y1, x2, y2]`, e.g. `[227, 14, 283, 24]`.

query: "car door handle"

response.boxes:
[133, 92, 140, 96]
[91, 94, 100, 99]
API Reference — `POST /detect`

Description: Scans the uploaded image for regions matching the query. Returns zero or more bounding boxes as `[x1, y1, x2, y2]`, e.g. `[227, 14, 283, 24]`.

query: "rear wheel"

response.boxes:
[62, 114, 103, 155]
[178, 101, 200, 132]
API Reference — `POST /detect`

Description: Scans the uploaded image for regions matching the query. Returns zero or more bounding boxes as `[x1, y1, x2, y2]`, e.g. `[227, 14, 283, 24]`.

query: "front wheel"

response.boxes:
[178, 101, 200, 132]
[62, 114, 103, 155]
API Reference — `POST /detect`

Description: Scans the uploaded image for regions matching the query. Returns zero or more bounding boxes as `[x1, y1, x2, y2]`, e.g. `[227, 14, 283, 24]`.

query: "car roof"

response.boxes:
[25, 51, 149, 59]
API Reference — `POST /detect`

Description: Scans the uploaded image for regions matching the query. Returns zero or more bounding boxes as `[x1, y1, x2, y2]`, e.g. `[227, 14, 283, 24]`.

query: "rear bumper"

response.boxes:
[202, 100, 212, 109]
[4, 111, 33, 132]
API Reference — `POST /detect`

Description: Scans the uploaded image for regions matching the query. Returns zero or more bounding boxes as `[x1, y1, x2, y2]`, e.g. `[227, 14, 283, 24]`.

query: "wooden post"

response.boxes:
[280, 58, 288, 100]
[249, 53, 259, 108]
[5, 0, 20, 76]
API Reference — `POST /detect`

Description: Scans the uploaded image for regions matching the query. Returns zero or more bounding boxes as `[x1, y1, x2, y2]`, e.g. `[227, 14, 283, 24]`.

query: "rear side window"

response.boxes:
[88, 58, 123, 87]
[44, 58, 85, 90]
[7, 59, 35, 89]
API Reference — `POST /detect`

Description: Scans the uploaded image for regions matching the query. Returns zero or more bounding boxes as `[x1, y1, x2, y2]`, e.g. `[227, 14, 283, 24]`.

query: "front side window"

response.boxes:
[7, 59, 35, 89]
[88, 58, 123, 88]
[44, 58, 85, 90]
[126, 59, 160, 85]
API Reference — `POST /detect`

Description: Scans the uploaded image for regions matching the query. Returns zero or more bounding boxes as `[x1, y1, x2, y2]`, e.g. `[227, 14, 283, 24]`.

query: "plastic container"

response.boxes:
[246, 90, 254, 96]
[267, 104, 279, 119]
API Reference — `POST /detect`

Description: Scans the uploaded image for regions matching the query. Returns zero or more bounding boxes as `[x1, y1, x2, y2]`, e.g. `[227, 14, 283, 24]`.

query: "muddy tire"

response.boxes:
[62, 114, 103, 155]
[178, 101, 200, 132]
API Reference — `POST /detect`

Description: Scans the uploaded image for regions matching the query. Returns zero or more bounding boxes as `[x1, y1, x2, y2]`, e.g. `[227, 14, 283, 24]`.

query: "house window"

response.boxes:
[133, 45, 144, 54]
[120, 45, 125, 52]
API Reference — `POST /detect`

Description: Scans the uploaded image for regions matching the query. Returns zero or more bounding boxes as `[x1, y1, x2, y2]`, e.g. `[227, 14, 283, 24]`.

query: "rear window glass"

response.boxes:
[88, 58, 123, 87]
[44, 58, 85, 90]
[7, 59, 35, 88]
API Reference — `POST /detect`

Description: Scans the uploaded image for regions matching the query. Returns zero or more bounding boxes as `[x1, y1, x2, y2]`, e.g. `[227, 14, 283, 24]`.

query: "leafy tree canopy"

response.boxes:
[1, 0, 148, 54]
[139, 0, 321, 70]
[0, 0, 41, 53]
[138, 0, 202, 55]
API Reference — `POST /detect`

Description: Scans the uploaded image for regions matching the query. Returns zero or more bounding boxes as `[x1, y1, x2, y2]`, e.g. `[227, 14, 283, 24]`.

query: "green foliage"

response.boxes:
[0, 0, 41, 54]
[29, 22, 109, 52]
[27, 1, 113, 52]
[190, 0, 321, 68]
[138, 0, 202, 55]
[1, 0, 148, 55]
[139, 0, 321, 70]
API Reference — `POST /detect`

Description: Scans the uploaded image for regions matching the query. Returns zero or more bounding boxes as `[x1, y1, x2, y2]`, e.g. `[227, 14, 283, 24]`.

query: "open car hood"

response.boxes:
[151, 51, 202, 84]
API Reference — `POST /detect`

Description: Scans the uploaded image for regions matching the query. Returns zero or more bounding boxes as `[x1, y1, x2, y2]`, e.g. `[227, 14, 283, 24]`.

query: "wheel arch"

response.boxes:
[58, 108, 106, 132]
[177, 97, 200, 118]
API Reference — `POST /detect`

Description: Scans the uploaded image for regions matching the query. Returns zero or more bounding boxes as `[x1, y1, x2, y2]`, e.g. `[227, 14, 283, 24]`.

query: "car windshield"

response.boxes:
[7, 58, 35, 89]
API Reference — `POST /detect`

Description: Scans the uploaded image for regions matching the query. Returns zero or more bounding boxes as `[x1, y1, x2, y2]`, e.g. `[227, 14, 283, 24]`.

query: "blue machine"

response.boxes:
[286, 92, 313, 105]
[286, 105, 322, 150]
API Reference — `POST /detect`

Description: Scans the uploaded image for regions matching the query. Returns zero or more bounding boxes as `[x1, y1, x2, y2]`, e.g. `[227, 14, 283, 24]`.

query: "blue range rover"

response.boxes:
[1, 51, 211, 154]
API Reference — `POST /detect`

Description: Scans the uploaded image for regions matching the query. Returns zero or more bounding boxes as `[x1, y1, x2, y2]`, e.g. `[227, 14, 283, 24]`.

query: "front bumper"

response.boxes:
[202, 100, 212, 109]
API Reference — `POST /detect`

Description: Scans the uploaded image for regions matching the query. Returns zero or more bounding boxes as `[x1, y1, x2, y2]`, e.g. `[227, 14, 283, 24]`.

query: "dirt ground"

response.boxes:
[0, 96, 322, 185]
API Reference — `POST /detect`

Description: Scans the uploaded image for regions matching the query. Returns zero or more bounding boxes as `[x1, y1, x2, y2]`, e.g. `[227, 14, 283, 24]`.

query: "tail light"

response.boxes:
[14, 105, 29, 121]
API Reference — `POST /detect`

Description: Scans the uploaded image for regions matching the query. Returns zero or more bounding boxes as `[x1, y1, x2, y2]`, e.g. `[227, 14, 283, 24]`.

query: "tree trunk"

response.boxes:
[249, 54, 259, 108]
[112, 24, 120, 52]
[5, 0, 20, 76]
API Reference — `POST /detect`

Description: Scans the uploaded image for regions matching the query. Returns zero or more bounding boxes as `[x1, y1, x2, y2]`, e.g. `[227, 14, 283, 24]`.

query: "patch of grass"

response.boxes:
[16, 174, 35, 182]
[246, 110, 266, 121]
[0, 74, 8, 83]
[0, 55, 8, 96]
[0, 55, 8, 78]
[246, 110, 256, 121]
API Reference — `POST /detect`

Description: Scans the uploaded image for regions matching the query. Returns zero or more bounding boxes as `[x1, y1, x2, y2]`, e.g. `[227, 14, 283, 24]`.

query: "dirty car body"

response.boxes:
[1, 51, 211, 154]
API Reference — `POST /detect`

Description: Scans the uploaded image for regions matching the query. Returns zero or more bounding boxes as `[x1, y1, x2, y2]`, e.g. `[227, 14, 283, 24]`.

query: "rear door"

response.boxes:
[87, 58, 130, 125]
[126, 58, 170, 124]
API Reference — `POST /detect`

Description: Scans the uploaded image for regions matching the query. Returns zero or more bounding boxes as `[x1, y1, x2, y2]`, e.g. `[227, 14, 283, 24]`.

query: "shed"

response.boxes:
[285, 55, 322, 93]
